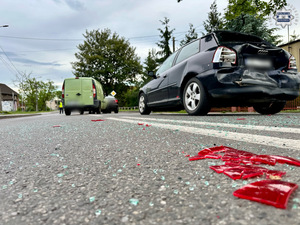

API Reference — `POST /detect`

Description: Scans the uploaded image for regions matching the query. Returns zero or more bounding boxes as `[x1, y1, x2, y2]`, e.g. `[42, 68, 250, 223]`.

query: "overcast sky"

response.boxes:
[0, 0, 299, 91]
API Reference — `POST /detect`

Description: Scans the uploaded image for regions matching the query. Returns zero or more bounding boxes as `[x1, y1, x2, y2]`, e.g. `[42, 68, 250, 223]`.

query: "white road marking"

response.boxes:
[122, 116, 300, 134]
[106, 117, 300, 150]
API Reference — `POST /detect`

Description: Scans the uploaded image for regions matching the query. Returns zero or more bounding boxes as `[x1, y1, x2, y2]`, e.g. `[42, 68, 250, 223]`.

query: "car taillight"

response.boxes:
[62, 83, 64, 99]
[93, 84, 96, 98]
[288, 55, 297, 70]
[114, 99, 118, 103]
[213, 47, 237, 64]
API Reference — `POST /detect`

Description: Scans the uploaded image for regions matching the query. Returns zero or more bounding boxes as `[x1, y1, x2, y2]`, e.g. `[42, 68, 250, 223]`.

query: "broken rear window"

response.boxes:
[214, 31, 273, 47]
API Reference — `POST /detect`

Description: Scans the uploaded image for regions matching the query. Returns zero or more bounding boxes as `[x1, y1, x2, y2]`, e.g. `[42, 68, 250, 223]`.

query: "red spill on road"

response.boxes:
[138, 123, 144, 125]
[53, 125, 61, 127]
[189, 145, 299, 208]
[237, 118, 246, 120]
[233, 180, 298, 209]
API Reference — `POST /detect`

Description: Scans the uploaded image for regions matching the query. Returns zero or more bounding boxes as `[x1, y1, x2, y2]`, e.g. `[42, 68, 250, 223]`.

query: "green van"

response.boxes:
[62, 77, 105, 116]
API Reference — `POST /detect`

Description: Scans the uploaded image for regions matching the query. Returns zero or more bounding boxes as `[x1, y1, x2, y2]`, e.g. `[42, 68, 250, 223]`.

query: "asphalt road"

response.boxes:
[1, 111, 300, 225]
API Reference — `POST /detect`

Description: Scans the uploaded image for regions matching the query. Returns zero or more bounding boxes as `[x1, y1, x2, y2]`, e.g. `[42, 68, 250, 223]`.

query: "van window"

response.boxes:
[156, 52, 177, 76]
[175, 40, 200, 64]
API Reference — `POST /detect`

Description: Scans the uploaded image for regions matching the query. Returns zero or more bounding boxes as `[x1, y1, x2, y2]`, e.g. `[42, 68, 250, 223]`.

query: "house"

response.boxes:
[0, 83, 19, 111]
[278, 39, 300, 71]
[278, 39, 300, 110]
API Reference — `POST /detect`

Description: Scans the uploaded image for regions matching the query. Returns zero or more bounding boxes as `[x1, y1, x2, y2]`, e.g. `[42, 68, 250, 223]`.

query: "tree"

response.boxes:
[225, 0, 287, 20]
[290, 30, 300, 42]
[14, 72, 56, 111]
[203, 0, 224, 34]
[180, 24, 198, 46]
[71, 29, 142, 97]
[156, 17, 175, 63]
[226, 14, 282, 45]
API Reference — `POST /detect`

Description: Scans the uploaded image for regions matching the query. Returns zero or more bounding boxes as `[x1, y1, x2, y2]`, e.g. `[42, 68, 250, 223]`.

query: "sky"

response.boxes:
[0, 0, 299, 92]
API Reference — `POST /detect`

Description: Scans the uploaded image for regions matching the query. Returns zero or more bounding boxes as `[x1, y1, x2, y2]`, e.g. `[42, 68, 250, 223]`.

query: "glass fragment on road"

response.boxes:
[233, 180, 298, 209]
[129, 198, 139, 206]
[189, 145, 299, 209]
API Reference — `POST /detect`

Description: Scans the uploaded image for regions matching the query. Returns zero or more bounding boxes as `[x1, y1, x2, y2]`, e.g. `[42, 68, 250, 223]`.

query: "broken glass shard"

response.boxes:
[223, 168, 244, 180]
[265, 170, 286, 179]
[250, 155, 276, 165]
[269, 155, 300, 167]
[233, 180, 298, 209]
[129, 198, 139, 206]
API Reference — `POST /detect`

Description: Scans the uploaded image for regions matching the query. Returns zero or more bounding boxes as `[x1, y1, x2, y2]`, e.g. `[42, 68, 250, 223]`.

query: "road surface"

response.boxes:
[1, 112, 300, 224]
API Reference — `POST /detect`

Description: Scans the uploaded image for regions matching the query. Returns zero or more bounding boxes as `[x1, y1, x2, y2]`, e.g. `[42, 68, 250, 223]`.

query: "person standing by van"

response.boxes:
[59, 101, 63, 114]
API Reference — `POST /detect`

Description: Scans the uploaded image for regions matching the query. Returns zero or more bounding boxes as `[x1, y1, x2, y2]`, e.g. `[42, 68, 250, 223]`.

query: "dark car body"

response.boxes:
[139, 31, 300, 115]
[102, 96, 119, 113]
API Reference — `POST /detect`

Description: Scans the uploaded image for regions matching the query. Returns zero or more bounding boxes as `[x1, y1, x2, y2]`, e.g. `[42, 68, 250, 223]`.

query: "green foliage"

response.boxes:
[138, 49, 159, 87]
[290, 30, 300, 42]
[203, 1, 224, 34]
[71, 28, 143, 97]
[180, 24, 198, 46]
[14, 72, 56, 111]
[157, 17, 175, 63]
[225, 0, 287, 20]
[225, 14, 282, 45]
[123, 87, 139, 107]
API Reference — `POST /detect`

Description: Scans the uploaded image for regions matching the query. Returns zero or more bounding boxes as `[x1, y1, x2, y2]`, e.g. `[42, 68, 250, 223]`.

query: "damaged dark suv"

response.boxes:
[139, 30, 300, 115]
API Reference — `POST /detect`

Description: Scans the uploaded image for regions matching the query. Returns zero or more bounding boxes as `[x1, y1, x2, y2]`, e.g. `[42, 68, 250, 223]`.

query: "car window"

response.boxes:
[156, 52, 177, 76]
[175, 40, 200, 64]
[200, 35, 217, 51]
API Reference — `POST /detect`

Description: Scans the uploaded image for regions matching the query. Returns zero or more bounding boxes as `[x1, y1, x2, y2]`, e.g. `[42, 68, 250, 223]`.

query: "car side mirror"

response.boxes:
[148, 71, 157, 78]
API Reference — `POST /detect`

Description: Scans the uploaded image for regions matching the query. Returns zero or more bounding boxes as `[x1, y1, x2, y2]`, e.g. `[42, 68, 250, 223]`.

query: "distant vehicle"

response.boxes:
[62, 77, 105, 115]
[102, 96, 119, 113]
[139, 30, 300, 115]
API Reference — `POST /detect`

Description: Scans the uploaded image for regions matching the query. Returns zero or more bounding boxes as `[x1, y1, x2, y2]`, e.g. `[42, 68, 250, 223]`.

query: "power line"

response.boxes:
[0, 35, 83, 41]
[0, 45, 21, 75]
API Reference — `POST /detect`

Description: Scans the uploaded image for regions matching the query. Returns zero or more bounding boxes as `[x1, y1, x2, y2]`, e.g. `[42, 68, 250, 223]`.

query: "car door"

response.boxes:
[146, 52, 178, 105]
[168, 40, 201, 101]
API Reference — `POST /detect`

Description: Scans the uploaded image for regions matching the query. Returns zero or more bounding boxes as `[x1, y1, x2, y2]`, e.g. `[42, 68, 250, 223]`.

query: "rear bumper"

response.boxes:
[207, 68, 300, 101]
[64, 100, 100, 111]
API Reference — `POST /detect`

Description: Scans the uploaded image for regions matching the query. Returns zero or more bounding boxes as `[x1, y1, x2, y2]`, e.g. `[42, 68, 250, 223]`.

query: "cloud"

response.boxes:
[52, 0, 85, 11]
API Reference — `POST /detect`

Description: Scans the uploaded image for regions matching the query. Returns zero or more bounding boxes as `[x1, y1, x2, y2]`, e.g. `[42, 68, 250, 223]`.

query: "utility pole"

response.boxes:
[172, 37, 175, 52]
[0, 86, 2, 111]
[35, 84, 38, 111]
[0, 25, 8, 112]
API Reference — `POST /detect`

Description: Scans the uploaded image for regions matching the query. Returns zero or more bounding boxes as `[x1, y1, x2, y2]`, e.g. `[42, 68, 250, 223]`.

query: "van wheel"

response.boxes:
[80, 110, 84, 115]
[65, 109, 71, 116]
[183, 78, 210, 115]
[253, 101, 286, 115]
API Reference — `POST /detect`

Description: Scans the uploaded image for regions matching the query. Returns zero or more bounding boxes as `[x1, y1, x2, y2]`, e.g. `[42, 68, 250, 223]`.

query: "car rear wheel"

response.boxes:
[65, 109, 71, 116]
[253, 101, 286, 115]
[139, 93, 151, 115]
[183, 78, 210, 115]
[114, 107, 119, 113]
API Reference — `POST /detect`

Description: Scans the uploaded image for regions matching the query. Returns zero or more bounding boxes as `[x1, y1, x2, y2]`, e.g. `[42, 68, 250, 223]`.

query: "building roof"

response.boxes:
[278, 39, 300, 47]
[0, 83, 19, 96]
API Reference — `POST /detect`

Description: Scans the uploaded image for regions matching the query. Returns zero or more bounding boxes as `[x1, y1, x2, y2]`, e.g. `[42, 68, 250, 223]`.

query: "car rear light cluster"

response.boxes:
[62, 83, 64, 99]
[93, 84, 96, 98]
[213, 47, 237, 64]
[114, 99, 118, 103]
[288, 55, 297, 70]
